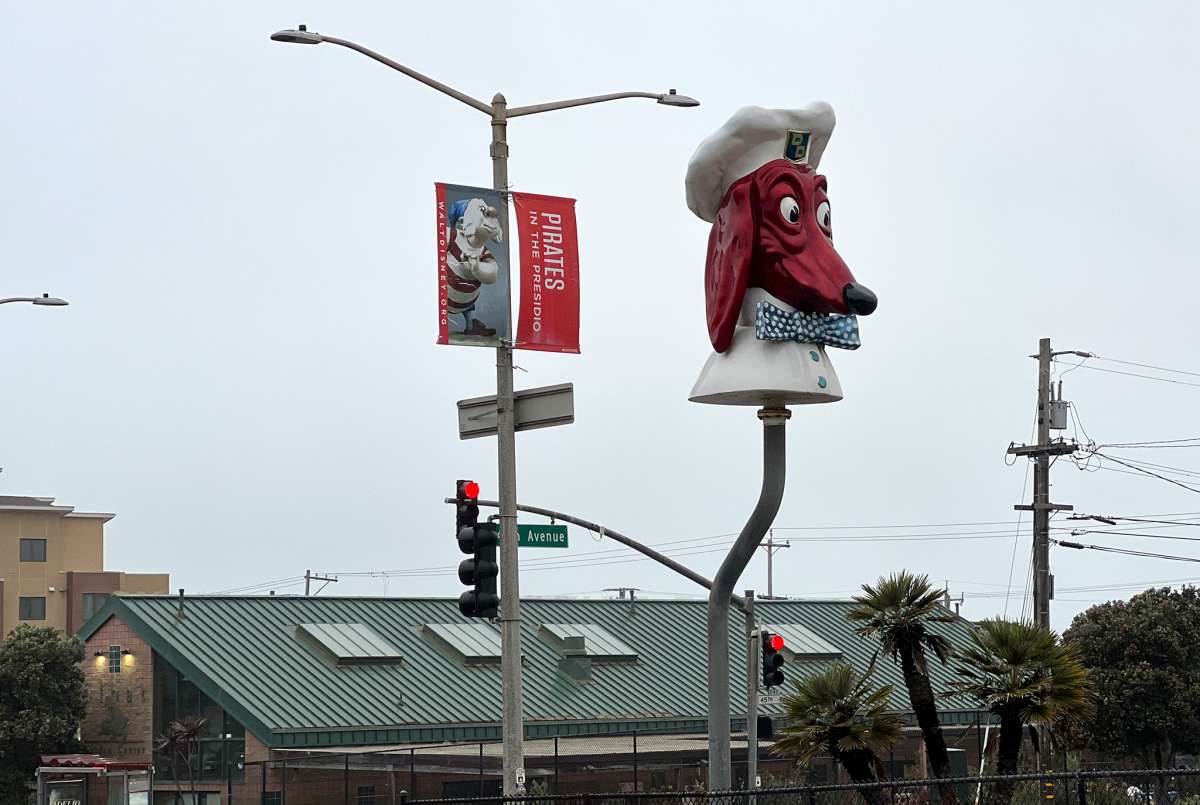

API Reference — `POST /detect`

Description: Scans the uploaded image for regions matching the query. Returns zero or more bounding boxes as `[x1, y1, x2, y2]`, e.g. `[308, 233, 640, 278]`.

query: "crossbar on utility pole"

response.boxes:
[304, 570, 338, 596]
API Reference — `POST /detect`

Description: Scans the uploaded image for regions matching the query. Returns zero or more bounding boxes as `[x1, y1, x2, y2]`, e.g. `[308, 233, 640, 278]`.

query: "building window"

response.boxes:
[19, 538, 47, 562]
[153, 654, 246, 783]
[262, 793, 281, 805]
[357, 786, 376, 805]
[108, 645, 122, 674]
[18, 596, 46, 620]
[82, 592, 110, 621]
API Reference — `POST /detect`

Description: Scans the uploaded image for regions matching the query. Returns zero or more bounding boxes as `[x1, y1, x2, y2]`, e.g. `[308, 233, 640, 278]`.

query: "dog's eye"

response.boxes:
[779, 197, 800, 224]
[816, 200, 832, 234]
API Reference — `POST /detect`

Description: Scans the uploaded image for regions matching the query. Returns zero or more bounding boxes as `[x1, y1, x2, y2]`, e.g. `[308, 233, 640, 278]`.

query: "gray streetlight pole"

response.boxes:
[0, 294, 69, 307]
[271, 26, 697, 796]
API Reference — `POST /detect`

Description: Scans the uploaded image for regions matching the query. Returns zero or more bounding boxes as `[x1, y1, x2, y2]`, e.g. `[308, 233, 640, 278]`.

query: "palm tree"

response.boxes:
[949, 619, 1091, 805]
[848, 571, 958, 805]
[772, 661, 903, 805]
[156, 715, 207, 803]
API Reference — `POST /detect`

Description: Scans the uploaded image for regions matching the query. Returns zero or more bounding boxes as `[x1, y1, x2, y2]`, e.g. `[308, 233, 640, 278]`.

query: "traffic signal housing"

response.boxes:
[761, 631, 785, 688]
[455, 480, 499, 618]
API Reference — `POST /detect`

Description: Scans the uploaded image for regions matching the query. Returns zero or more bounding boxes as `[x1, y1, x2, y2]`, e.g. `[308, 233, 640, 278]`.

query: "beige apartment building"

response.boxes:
[0, 495, 168, 638]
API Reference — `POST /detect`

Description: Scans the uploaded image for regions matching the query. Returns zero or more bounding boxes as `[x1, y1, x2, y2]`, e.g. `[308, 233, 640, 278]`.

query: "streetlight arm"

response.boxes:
[0, 298, 38, 305]
[320, 35, 492, 115]
[507, 91, 664, 118]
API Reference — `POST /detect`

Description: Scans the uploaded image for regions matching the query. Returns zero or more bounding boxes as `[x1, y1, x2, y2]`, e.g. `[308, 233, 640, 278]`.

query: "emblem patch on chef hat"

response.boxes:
[784, 130, 811, 164]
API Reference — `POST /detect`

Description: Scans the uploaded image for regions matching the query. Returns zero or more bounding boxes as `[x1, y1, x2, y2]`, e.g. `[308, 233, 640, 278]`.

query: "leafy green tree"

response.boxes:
[949, 619, 1091, 805]
[0, 625, 88, 802]
[849, 571, 958, 804]
[1064, 587, 1200, 769]
[773, 661, 903, 805]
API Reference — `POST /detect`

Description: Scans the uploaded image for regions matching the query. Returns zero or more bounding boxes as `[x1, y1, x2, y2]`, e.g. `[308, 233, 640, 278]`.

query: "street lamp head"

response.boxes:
[32, 293, 68, 307]
[658, 89, 700, 108]
[271, 25, 323, 45]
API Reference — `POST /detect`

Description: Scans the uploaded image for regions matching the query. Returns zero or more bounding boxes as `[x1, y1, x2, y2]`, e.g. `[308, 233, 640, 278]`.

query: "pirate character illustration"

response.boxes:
[686, 103, 878, 405]
[446, 197, 503, 337]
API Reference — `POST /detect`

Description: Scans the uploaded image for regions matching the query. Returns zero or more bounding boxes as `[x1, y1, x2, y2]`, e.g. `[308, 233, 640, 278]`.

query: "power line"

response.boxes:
[1005, 404, 1036, 617]
[1054, 539, 1200, 564]
[207, 576, 305, 595]
[1102, 437, 1200, 449]
[1067, 528, 1200, 543]
[1093, 356, 1200, 379]
[213, 511, 1200, 594]
[1086, 450, 1200, 494]
[1056, 361, 1200, 389]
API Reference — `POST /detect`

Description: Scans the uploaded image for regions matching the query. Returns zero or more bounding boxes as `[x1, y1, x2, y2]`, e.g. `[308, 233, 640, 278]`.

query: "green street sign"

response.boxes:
[517, 524, 568, 548]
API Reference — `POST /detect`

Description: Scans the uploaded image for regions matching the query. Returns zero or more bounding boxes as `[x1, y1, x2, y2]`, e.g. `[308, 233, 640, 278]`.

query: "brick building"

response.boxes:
[78, 594, 989, 804]
[0, 495, 168, 638]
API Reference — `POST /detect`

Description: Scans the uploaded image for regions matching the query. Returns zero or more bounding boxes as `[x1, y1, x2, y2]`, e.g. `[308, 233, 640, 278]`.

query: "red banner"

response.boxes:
[514, 192, 580, 354]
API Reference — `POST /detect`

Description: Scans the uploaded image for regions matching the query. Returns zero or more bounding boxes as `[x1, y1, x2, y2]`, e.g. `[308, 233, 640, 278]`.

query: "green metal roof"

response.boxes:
[79, 595, 985, 749]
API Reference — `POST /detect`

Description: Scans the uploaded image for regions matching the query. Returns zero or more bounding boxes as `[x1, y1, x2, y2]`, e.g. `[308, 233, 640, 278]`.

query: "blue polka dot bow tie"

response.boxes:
[754, 301, 861, 350]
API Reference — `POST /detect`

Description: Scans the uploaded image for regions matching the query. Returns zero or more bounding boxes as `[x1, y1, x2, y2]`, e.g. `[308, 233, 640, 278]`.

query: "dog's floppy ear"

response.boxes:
[704, 175, 757, 353]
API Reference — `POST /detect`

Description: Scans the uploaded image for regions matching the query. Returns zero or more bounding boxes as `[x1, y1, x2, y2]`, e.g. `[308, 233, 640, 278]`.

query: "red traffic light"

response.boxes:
[768, 634, 785, 651]
[462, 480, 480, 500]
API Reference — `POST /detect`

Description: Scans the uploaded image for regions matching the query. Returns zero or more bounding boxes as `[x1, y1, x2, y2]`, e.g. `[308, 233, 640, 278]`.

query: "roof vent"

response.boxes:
[558, 635, 592, 681]
[423, 623, 509, 664]
[764, 623, 843, 661]
[296, 623, 403, 665]
[539, 623, 637, 661]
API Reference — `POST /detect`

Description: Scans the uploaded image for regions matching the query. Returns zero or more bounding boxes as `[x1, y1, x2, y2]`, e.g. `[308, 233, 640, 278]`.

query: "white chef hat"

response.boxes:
[685, 102, 836, 223]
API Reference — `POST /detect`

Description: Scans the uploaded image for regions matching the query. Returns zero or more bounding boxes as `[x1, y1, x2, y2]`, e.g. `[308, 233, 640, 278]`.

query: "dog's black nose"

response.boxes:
[843, 283, 878, 315]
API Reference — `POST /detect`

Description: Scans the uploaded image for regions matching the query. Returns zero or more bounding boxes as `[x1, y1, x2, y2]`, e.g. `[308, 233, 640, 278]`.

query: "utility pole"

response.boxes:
[304, 570, 338, 596]
[1007, 338, 1085, 629]
[761, 530, 790, 599]
[1007, 338, 1087, 772]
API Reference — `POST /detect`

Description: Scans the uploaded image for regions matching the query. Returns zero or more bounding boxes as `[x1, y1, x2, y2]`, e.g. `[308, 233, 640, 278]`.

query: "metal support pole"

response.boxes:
[410, 748, 416, 798]
[707, 409, 789, 790]
[345, 753, 351, 805]
[633, 731, 639, 792]
[554, 736, 560, 794]
[491, 92, 527, 797]
[745, 590, 759, 796]
[479, 741, 486, 797]
[281, 760, 287, 805]
[452, 497, 747, 610]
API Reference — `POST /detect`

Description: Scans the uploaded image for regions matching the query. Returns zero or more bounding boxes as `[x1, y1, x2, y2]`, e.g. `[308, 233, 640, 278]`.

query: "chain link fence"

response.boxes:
[156, 731, 1200, 805]
[407, 769, 1200, 805]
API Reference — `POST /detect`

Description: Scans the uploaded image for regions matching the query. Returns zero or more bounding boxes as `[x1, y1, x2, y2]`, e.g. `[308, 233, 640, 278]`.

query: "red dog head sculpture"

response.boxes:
[704, 158, 877, 353]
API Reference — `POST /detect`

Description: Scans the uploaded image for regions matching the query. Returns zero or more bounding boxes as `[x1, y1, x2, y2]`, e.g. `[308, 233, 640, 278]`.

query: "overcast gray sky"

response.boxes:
[4, 2, 1199, 631]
